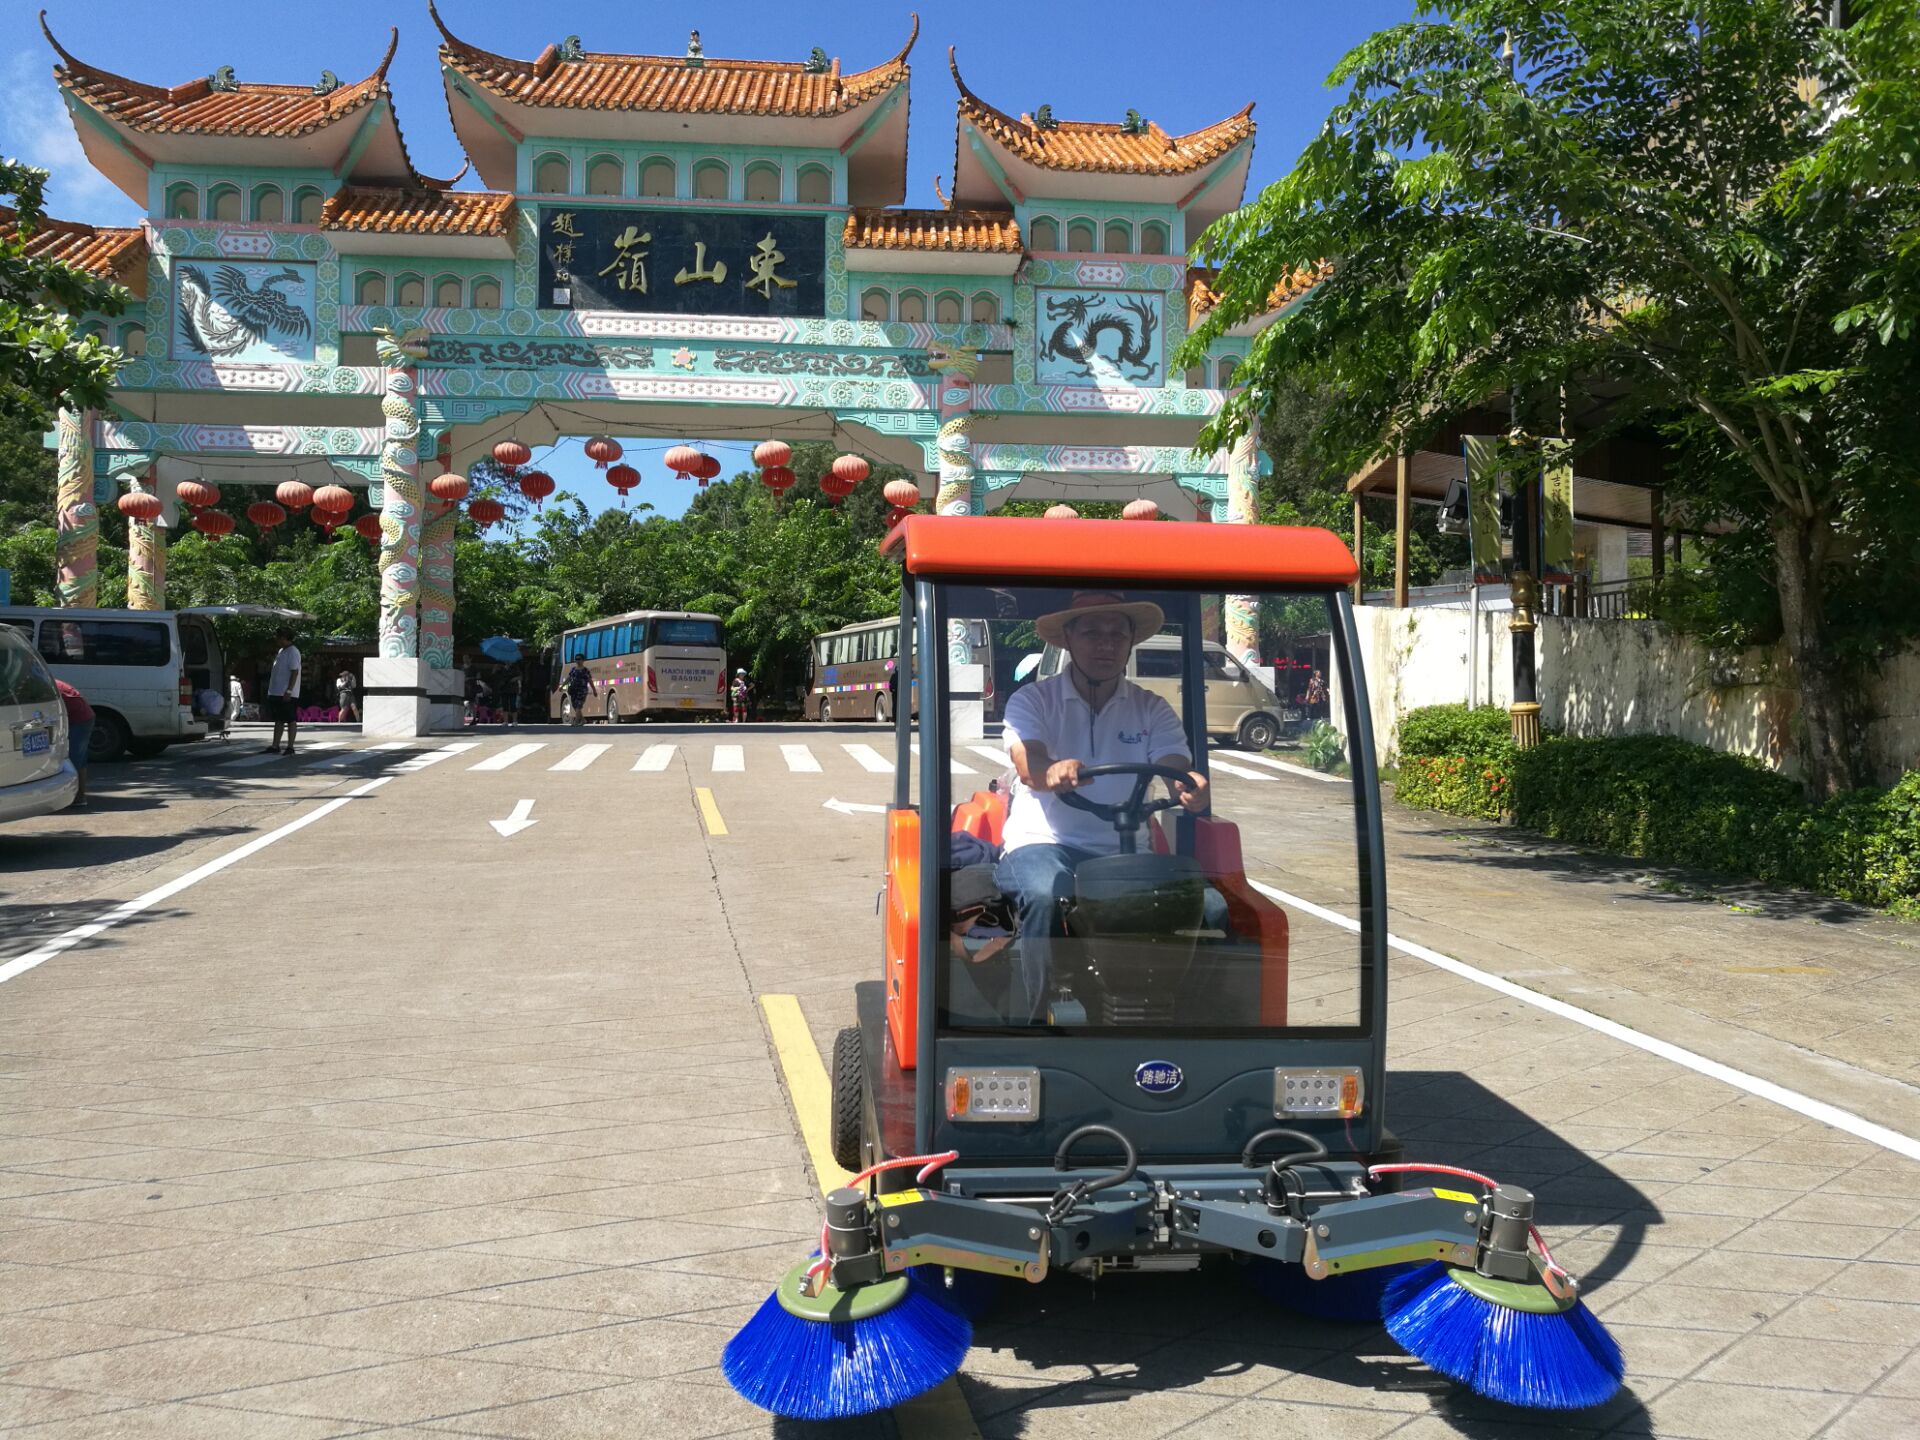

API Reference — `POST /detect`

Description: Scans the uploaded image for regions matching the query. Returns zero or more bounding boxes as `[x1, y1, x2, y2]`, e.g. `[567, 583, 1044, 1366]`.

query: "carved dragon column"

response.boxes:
[54, 407, 98, 608]
[1223, 433, 1262, 666]
[375, 328, 429, 657]
[126, 472, 167, 611]
[418, 432, 456, 671]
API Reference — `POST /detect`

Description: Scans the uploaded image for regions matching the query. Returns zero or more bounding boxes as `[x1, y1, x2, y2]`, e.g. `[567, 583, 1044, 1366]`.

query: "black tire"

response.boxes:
[829, 1026, 865, 1174]
[126, 737, 169, 759]
[605, 694, 621, 725]
[819, 698, 832, 724]
[874, 693, 891, 725]
[89, 711, 130, 764]
[1236, 713, 1281, 752]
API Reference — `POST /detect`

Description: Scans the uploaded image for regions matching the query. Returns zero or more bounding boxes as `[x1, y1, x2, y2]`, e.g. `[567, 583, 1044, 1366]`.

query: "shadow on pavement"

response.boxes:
[0, 824, 251, 875]
[0, 898, 177, 954]
[960, 1071, 1658, 1436]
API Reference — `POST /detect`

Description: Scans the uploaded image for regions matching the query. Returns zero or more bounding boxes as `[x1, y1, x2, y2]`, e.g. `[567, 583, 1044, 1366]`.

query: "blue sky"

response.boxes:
[5, 0, 1415, 523]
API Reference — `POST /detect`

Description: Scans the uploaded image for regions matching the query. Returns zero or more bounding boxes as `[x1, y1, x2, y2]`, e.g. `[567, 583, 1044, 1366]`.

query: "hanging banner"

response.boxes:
[1462, 435, 1507, 584]
[1540, 437, 1575, 582]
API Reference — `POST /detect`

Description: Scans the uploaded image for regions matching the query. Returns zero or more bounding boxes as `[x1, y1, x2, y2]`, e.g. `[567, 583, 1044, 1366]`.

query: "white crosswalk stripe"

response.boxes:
[1223, 750, 1345, 784]
[968, 745, 1012, 769]
[781, 743, 821, 773]
[632, 743, 677, 772]
[1210, 757, 1276, 782]
[550, 743, 609, 772]
[911, 742, 975, 775]
[712, 744, 744, 772]
[468, 742, 546, 771]
[393, 741, 479, 773]
[221, 740, 345, 769]
[842, 743, 894, 774]
[308, 741, 410, 770]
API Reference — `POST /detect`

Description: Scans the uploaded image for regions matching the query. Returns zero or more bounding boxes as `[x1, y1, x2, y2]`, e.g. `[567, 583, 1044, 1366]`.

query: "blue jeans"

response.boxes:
[68, 720, 93, 771]
[994, 842, 1231, 1024]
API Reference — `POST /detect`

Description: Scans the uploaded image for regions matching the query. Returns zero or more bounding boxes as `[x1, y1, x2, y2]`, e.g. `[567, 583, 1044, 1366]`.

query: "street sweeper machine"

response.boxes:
[724, 516, 1625, 1420]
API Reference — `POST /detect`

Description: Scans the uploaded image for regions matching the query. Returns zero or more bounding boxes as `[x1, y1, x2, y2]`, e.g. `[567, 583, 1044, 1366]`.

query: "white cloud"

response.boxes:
[0, 50, 143, 226]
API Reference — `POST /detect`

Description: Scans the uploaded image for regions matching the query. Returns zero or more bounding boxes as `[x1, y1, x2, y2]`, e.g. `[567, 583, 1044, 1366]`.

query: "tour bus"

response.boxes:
[805, 615, 994, 723]
[548, 610, 728, 722]
[0, 604, 304, 762]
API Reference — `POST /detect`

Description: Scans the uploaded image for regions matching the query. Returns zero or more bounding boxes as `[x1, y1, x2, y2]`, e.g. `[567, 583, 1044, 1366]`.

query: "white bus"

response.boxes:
[549, 610, 727, 721]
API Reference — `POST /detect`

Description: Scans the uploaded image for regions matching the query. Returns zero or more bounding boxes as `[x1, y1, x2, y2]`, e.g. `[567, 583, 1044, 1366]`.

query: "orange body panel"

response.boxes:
[884, 808, 921, 1068]
[1193, 816, 1290, 1025]
[888, 515, 1359, 589]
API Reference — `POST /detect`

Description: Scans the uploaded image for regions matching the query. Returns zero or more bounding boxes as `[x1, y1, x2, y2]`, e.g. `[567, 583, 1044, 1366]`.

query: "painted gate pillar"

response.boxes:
[363, 329, 434, 737]
[928, 344, 985, 738]
[126, 473, 167, 611]
[1223, 434, 1262, 666]
[54, 408, 98, 608]
[417, 431, 465, 731]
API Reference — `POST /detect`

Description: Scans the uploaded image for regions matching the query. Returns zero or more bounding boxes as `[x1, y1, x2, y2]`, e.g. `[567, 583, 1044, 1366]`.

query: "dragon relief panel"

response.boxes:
[173, 259, 316, 364]
[1035, 289, 1164, 388]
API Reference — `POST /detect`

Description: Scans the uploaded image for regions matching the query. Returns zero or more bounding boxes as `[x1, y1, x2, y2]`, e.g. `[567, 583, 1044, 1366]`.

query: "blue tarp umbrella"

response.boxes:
[479, 636, 523, 663]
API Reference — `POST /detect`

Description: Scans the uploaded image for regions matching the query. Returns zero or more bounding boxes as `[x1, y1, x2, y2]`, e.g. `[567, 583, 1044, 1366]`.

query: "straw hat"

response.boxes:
[1035, 590, 1165, 648]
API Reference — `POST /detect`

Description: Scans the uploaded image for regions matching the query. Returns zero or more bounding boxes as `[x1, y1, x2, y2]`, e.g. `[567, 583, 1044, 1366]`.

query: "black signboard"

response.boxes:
[537, 207, 826, 317]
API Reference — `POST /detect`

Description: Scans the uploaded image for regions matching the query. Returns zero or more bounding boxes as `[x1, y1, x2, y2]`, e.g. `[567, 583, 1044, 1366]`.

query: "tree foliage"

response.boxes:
[1181, 0, 1920, 796]
[1, 160, 126, 429]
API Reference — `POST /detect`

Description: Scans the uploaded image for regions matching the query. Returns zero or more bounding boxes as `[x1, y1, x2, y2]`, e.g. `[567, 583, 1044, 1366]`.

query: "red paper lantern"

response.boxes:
[276, 480, 314, 511]
[247, 500, 287, 530]
[760, 464, 795, 495]
[1045, 504, 1079, 520]
[468, 496, 506, 527]
[313, 511, 341, 538]
[117, 491, 163, 522]
[752, 440, 791, 470]
[428, 471, 471, 504]
[1122, 498, 1161, 521]
[354, 513, 384, 542]
[663, 444, 701, 475]
[192, 509, 234, 537]
[886, 504, 913, 528]
[583, 435, 622, 469]
[176, 479, 220, 510]
[606, 463, 639, 505]
[492, 439, 531, 470]
[518, 470, 555, 507]
[313, 484, 354, 514]
[830, 453, 871, 487]
[882, 479, 920, 509]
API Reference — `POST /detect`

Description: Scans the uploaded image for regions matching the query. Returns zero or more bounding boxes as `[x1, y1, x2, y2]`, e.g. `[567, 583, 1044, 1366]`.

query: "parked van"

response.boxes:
[1036, 634, 1294, 750]
[0, 623, 76, 821]
[0, 605, 303, 762]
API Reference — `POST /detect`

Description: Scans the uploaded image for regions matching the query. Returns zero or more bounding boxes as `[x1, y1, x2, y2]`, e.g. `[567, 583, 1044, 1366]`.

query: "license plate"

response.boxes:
[23, 730, 50, 756]
[678, 697, 696, 709]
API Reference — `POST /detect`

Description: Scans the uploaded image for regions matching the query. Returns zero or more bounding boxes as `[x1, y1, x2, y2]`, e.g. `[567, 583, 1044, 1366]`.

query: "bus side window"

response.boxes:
[615, 623, 631, 655]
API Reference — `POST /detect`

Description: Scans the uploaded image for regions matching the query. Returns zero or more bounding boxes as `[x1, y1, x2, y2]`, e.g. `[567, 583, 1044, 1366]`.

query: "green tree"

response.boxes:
[1, 160, 127, 428]
[1181, 0, 1920, 797]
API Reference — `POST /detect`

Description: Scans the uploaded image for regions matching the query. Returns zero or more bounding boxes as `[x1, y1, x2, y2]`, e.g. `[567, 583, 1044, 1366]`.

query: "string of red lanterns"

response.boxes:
[606, 462, 639, 506]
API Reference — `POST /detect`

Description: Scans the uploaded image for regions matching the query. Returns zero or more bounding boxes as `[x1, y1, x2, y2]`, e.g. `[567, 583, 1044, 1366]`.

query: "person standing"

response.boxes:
[334, 667, 359, 724]
[54, 679, 93, 807]
[730, 667, 752, 724]
[264, 627, 302, 756]
[228, 672, 246, 721]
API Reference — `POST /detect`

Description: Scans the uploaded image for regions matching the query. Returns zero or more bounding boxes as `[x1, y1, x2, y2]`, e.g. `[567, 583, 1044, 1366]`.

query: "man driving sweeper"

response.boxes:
[996, 591, 1220, 1023]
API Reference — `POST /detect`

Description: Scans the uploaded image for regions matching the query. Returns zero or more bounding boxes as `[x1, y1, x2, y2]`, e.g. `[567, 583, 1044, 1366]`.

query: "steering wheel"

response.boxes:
[1054, 762, 1195, 841]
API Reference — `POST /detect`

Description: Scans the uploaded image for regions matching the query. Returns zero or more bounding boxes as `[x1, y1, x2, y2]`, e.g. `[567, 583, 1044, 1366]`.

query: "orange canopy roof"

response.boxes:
[844, 208, 1021, 255]
[888, 516, 1357, 589]
[322, 186, 516, 239]
[0, 207, 145, 286]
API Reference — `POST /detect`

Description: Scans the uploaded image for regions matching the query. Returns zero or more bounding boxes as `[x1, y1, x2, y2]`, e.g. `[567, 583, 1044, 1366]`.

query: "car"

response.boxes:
[0, 624, 77, 821]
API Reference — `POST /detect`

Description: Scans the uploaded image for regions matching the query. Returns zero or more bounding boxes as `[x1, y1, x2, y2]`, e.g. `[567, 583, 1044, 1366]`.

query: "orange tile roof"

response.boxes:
[321, 186, 517, 239]
[43, 15, 398, 139]
[844, 207, 1020, 254]
[431, 3, 915, 117]
[950, 50, 1252, 176]
[1187, 263, 1326, 326]
[0, 206, 145, 282]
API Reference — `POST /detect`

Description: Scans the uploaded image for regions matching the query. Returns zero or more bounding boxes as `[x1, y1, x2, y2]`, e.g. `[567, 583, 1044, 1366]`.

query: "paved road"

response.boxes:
[1, 725, 1916, 1438]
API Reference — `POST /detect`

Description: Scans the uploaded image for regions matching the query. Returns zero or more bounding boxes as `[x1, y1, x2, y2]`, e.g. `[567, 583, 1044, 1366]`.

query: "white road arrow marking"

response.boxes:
[823, 797, 889, 816]
[489, 798, 538, 837]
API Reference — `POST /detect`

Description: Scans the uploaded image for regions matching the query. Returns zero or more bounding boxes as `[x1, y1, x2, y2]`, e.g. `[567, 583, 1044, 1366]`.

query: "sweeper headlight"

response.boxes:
[1274, 1066, 1364, 1119]
[946, 1067, 1040, 1121]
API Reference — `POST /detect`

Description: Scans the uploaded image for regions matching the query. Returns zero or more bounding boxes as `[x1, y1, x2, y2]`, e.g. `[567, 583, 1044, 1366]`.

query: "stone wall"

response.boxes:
[1332, 606, 1918, 787]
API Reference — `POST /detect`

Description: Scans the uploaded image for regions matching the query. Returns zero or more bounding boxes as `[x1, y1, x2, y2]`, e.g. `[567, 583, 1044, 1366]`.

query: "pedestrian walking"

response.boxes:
[334, 667, 359, 723]
[54, 678, 93, 807]
[562, 656, 595, 727]
[263, 627, 302, 756]
[730, 667, 753, 724]
[1305, 668, 1328, 715]
[228, 672, 245, 721]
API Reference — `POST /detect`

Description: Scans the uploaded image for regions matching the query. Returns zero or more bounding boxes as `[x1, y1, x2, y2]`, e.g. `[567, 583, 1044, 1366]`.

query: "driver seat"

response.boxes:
[1067, 852, 1207, 1026]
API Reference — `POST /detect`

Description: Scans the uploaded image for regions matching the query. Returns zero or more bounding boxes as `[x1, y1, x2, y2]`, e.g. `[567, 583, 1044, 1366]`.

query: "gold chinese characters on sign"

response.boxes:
[541, 211, 816, 315]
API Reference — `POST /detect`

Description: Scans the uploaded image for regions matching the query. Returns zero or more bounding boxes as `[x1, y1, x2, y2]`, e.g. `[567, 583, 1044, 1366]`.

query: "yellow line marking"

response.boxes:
[694, 786, 728, 836]
[1725, 965, 1832, 974]
[757, 994, 979, 1439]
[759, 994, 853, 1194]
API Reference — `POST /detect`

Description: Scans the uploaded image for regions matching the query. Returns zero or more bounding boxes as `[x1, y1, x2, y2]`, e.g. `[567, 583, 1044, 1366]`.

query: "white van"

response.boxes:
[0, 624, 76, 820]
[1035, 634, 1296, 750]
[0, 605, 304, 763]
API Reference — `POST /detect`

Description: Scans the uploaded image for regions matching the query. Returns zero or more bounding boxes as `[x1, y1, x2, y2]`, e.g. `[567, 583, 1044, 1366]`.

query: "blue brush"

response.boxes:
[1382, 1261, 1623, 1411]
[723, 1260, 972, 1420]
[1245, 1258, 1419, 1323]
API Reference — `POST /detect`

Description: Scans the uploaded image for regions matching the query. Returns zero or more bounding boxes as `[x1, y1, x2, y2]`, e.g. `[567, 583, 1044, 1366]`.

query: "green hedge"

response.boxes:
[1392, 706, 1920, 911]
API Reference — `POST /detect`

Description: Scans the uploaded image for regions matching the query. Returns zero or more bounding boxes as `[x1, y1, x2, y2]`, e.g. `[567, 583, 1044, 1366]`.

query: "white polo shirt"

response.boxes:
[1000, 671, 1188, 855]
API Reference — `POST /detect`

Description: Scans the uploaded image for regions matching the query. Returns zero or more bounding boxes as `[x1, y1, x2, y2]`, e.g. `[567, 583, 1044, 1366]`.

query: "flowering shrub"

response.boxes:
[1395, 705, 1514, 819]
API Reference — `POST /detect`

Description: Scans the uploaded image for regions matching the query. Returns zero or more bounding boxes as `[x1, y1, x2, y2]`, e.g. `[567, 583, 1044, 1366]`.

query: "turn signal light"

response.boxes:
[946, 1067, 1040, 1122]
[1274, 1066, 1364, 1119]
[646, 666, 657, 692]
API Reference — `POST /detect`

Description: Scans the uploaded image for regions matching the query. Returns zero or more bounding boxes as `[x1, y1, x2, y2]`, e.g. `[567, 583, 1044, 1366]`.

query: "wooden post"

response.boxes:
[1649, 484, 1665, 582]
[1393, 453, 1411, 608]
[1351, 494, 1366, 605]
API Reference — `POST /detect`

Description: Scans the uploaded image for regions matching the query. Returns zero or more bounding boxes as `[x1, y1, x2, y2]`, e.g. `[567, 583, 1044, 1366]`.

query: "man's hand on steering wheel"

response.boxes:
[1170, 768, 1209, 815]
[1041, 758, 1087, 793]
